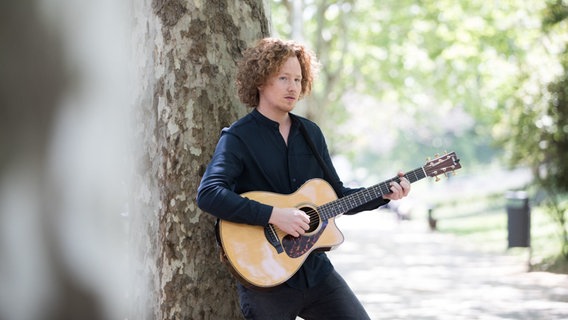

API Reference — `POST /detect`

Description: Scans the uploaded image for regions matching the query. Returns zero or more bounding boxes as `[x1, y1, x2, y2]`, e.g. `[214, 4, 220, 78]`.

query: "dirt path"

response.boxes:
[329, 211, 568, 320]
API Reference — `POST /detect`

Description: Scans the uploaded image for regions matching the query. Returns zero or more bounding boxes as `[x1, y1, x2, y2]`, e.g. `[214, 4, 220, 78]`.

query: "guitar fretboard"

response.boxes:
[318, 167, 426, 220]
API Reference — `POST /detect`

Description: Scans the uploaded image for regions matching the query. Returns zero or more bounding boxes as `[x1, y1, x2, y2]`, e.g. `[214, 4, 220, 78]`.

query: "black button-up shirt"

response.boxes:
[197, 109, 388, 288]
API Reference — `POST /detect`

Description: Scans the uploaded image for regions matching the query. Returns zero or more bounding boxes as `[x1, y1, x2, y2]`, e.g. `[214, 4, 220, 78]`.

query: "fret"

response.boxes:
[319, 165, 427, 220]
[379, 183, 390, 196]
[369, 186, 380, 199]
[316, 151, 461, 221]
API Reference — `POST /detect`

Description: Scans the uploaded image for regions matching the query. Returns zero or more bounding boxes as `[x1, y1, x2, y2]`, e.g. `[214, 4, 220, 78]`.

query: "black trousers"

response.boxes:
[237, 270, 371, 320]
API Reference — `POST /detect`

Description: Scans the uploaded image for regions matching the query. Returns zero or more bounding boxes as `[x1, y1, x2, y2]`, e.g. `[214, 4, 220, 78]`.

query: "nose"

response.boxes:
[288, 79, 300, 91]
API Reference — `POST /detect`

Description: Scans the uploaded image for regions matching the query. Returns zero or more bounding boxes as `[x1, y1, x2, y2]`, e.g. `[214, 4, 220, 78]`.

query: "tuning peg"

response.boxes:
[426, 156, 431, 162]
[435, 175, 440, 182]
[435, 153, 440, 158]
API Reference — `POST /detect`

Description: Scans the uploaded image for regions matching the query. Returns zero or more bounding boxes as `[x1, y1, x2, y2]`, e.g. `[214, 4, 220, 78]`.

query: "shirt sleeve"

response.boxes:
[196, 132, 273, 226]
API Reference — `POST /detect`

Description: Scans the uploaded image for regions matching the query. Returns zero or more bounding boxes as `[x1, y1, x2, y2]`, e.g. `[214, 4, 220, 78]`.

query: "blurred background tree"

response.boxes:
[495, 1, 568, 258]
[270, 0, 567, 259]
[271, 0, 544, 175]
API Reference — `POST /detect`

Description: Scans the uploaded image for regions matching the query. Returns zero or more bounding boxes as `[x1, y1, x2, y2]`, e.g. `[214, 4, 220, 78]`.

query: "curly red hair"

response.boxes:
[236, 38, 319, 108]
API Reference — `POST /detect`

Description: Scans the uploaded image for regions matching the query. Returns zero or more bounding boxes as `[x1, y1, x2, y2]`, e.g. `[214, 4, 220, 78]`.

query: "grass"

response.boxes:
[424, 192, 568, 274]
[388, 166, 568, 274]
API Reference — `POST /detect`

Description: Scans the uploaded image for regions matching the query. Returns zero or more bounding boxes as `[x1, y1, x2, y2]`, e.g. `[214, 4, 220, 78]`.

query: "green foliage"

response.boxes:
[497, 1, 568, 190]
[491, 1, 568, 258]
[271, 1, 551, 176]
[543, 56, 568, 192]
[270, 0, 568, 259]
[542, 0, 568, 27]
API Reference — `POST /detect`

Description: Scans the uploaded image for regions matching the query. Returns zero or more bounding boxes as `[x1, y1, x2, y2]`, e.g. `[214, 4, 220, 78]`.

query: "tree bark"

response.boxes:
[134, 0, 270, 319]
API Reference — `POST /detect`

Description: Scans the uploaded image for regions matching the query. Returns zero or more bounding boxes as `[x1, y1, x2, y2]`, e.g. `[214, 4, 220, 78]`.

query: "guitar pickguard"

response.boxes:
[282, 220, 328, 258]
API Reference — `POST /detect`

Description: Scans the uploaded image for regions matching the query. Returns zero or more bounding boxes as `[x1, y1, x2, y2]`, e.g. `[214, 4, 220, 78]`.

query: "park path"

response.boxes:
[328, 211, 568, 320]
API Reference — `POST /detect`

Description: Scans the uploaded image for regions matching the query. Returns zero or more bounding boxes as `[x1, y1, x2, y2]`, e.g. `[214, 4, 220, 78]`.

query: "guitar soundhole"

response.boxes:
[281, 206, 325, 258]
[300, 206, 320, 233]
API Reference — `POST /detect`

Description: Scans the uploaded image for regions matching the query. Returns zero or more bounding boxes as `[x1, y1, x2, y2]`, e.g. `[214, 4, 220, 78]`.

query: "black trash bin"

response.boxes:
[506, 191, 530, 248]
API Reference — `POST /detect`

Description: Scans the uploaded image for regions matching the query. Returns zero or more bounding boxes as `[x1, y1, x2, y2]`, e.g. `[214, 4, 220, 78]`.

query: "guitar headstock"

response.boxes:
[424, 151, 461, 181]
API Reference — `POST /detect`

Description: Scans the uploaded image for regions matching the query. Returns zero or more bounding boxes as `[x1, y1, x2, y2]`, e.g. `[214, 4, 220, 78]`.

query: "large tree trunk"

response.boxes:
[133, 1, 270, 319]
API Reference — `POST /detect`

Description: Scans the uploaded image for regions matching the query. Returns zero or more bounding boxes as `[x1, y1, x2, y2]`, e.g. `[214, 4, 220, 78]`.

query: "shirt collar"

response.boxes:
[251, 108, 299, 130]
[251, 108, 278, 129]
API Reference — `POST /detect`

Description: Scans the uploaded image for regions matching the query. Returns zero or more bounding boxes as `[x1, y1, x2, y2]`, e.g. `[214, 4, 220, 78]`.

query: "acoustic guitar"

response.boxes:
[217, 151, 461, 288]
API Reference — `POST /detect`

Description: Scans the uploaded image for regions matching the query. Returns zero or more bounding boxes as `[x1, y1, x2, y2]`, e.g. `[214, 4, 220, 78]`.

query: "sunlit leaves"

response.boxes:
[270, 0, 566, 177]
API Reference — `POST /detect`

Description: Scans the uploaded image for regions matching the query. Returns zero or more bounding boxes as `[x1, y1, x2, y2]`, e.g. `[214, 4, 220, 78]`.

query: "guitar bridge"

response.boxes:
[264, 225, 284, 254]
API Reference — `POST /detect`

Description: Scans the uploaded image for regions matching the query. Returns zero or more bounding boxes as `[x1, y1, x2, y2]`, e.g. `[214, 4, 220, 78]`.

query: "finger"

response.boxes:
[303, 213, 310, 223]
[403, 185, 410, 196]
[392, 183, 404, 199]
[294, 210, 310, 222]
[403, 178, 411, 195]
[398, 179, 409, 195]
[390, 182, 402, 194]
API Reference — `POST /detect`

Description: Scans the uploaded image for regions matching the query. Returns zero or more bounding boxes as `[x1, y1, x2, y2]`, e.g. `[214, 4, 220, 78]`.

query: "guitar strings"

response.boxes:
[318, 167, 427, 220]
[273, 167, 431, 234]
[304, 207, 319, 230]
[270, 158, 455, 236]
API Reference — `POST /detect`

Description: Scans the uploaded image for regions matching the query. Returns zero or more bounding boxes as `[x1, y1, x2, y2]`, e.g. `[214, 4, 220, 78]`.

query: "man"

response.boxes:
[197, 37, 410, 320]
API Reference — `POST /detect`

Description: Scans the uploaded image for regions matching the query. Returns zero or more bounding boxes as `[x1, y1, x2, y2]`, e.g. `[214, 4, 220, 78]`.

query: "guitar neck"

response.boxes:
[318, 166, 426, 220]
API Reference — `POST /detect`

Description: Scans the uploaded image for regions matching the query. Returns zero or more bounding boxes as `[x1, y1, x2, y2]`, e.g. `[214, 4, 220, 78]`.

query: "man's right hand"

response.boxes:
[269, 207, 310, 237]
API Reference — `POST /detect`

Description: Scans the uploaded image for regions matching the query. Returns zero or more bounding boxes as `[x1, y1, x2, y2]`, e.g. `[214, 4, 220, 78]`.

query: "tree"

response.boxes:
[498, 1, 568, 259]
[132, 1, 270, 318]
[270, 0, 547, 176]
[269, 0, 568, 260]
[538, 0, 568, 260]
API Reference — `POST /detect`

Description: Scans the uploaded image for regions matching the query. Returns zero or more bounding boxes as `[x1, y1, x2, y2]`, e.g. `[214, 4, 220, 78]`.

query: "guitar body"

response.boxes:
[218, 179, 344, 288]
